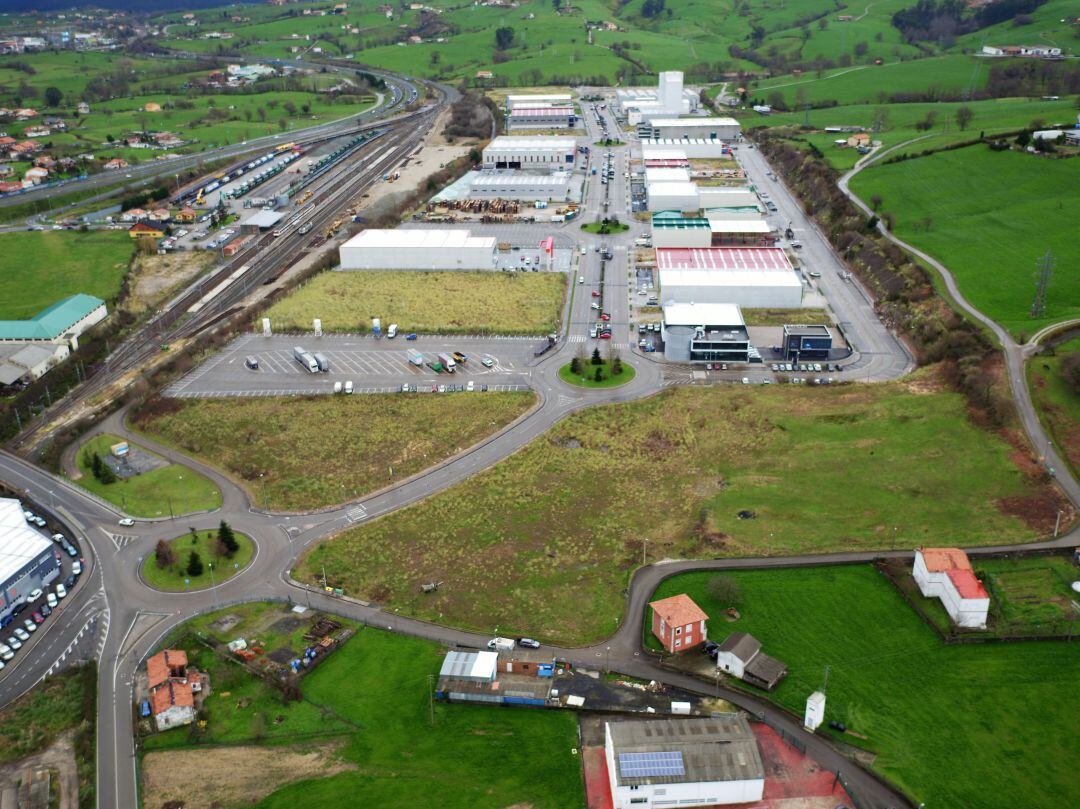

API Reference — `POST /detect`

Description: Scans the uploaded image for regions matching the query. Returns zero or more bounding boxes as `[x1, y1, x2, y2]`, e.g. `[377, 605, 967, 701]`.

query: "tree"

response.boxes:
[218, 520, 239, 558]
[707, 574, 742, 608]
[494, 27, 515, 51]
[283, 100, 297, 117]
[1016, 129, 1031, 147]
[594, 366, 604, 382]
[854, 41, 868, 57]
[98, 462, 117, 485]
[611, 355, 623, 376]
[552, 0, 561, 8]
[871, 107, 889, 133]
[186, 551, 204, 577]
[870, 194, 883, 211]
[642, 0, 667, 18]
[44, 86, 63, 107]
[955, 105, 973, 131]
[591, 347, 602, 366]
[570, 356, 582, 376]
[154, 540, 176, 570]
[90, 451, 104, 480]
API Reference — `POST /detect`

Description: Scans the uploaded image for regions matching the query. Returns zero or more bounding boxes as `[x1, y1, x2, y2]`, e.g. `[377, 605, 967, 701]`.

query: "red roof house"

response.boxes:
[649, 594, 709, 653]
[913, 548, 989, 628]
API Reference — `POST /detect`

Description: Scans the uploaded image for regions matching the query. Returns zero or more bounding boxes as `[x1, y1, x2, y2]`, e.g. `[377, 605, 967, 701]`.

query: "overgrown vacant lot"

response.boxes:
[649, 566, 1080, 809]
[0, 231, 132, 319]
[133, 392, 535, 510]
[1027, 334, 1080, 478]
[849, 146, 1080, 337]
[299, 377, 1062, 644]
[263, 270, 566, 334]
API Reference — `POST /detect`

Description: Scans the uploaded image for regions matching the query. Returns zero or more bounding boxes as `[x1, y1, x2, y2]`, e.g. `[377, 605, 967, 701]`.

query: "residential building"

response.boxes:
[128, 222, 165, 239]
[604, 716, 765, 808]
[661, 303, 751, 365]
[715, 632, 787, 690]
[912, 548, 990, 628]
[0, 498, 61, 624]
[649, 593, 708, 653]
[23, 167, 48, 185]
[847, 133, 871, 148]
[104, 158, 129, 170]
[146, 649, 204, 731]
[339, 229, 498, 270]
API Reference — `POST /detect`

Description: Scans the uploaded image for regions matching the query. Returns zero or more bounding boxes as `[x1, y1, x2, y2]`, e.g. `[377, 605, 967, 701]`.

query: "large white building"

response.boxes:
[652, 215, 712, 249]
[641, 117, 741, 141]
[507, 106, 576, 131]
[661, 302, 751, 364]
[645, 166, 691, 185]
[641, 138, 729, 158]
[647, 181, 701, 213]
[481, 136, 576, 169]
[657, 247, 803, 309]
[339, 229, 497, 270]
[605, 716, 765, 808]
[913, 548, 990, 628]
[0, 498, 61, 624]
[616, 71, 699, 124]
[467, 171, 573, 201]
[505, 93, 572, 110]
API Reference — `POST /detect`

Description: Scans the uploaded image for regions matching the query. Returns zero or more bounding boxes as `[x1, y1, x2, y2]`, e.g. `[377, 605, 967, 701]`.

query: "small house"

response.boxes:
[144, 102, 162, 113]
[846, 133, 871, 148]
[649, 593, 708, 653]
[715, 632, 787, 690]
[128, 222, 164, 239]
[104, 158, 129, 170]
[23, 167, 48, 185]
[146, 649, 204, 731]
[174, 207, 198, 223]
[913, 548, 989, 628]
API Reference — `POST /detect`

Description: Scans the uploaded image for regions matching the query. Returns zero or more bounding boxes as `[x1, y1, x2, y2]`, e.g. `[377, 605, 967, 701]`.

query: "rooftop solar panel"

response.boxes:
[618, 751, 686, 778]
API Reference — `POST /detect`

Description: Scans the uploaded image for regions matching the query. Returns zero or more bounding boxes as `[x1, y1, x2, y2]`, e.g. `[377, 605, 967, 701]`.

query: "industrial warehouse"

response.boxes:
[638, 117, 742, 141]
[507, 106, 576, 131]
[338, 228, 497, 270]
[0, 498, 61, 625]
[656, 247, 803, 309]
[481, 136, 577, 169]
[660, 303, 753, 364]
[615, 71, 699, 124]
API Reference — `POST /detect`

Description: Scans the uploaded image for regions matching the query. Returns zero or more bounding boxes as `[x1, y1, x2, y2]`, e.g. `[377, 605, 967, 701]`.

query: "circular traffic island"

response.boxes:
[140, 528, 255, 592]
[558, 357, 636, 388]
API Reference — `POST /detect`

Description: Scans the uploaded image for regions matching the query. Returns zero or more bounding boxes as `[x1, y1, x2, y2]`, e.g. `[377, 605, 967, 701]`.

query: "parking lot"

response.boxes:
[167, 333, 539, 398]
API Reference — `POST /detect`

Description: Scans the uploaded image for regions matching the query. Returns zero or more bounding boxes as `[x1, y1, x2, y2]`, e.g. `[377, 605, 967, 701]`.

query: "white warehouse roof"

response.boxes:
[648, 116, 740, 128]
[0, 498, 52, 586]
[660, 268, 802, 290]
[472, 172, 570, 187]
[342, 229, 497, 251]
[642, 147, 688, 161]
[709, 219, 772, 234]
[439, 650, 497, 680]
[645, 167, 691, 183]
[648, 181, 699, 196]
[507, 93, 571, 107]
[663, 302, 744, 327]
[485, 136, 576, 152]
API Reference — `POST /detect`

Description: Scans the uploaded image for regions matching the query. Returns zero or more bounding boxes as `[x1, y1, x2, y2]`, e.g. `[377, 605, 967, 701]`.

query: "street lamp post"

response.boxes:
[642, 537, 648, 567]
[208, 562, 219, 609]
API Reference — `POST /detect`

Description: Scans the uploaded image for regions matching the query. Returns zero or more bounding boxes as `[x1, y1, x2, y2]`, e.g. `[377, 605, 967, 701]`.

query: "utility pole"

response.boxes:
[642, 537, 648, 566]
[427, 674, 435, 726]
[1031, 249, 1054, 318]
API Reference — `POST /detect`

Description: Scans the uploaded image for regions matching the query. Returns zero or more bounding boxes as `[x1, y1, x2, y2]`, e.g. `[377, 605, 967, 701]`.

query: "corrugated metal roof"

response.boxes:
[0, 293, 105, 341]
[0, 498, 53, 586]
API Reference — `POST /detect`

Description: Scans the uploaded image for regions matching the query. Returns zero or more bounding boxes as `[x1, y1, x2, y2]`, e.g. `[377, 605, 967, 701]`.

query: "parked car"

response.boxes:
[55, 583, 67, 599]
[344, 380, 353, 394]
[64, 575, 76, 589]
[23, 619, 36, 633]
[28, 588, 42, 602]
[517, 638, 541, 649]
[32, 612, 43, 625]
[0, 645, 13, 661]
[487, 637, 515, 652]
[481, 355, 495, 368]
[7, 636, 22, 649]
[46, 592, 57, 608]
[13, 628, 28, 642]
[40, 604, 51, 617]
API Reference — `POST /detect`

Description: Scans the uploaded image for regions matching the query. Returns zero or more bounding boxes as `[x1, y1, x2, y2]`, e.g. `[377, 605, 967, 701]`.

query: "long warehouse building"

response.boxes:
[339, 229, 497, 270]
[640, 117, 741, 141]
[482, 136, 577, 169]
[0, 498, 61, 624]
[658, 247, 803, 308]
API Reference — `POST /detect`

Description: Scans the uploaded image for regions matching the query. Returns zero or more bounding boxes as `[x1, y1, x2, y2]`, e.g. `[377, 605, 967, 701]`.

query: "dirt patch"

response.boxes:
[997, 491, 1074, 533]
[208, 614, 241, 634]
[142, 742, 354, 809]
[0, 730, 79, 809]
[124, 251, 216, 315]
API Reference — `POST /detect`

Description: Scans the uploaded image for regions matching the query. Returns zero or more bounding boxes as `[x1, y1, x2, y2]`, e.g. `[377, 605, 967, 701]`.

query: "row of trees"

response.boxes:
[85, 450, 117, 485]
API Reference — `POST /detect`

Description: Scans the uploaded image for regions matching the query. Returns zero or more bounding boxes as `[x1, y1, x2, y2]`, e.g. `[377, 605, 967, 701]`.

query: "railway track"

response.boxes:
[11, 107, 440, 454]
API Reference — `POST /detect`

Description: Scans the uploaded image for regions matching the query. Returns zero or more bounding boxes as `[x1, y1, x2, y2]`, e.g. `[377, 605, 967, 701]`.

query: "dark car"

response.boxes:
[11, 603, 27, 616]
[517, 638, 541, 649]
[702, 641, 719, 655]
[40, 604, 51, 617]
[65, 575, 76, 589]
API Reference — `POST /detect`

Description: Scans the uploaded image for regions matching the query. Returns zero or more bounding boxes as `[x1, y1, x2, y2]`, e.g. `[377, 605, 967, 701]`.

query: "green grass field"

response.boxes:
[648, 565, 1080, 809]
[134, 392, 535, 511]
[1027, 334, 1080, 477]
[558, 358, 635, 388]
[0, 231, 132, 320]
[143, 605, 583, 808]
[849, 145, 1080, 337]
[73, 433, 222, 518]
[975, 554, 1080, 627]
[264, 270, 566, 335]
[298, 378, 1056, 644]
[139, 529, 255, 592]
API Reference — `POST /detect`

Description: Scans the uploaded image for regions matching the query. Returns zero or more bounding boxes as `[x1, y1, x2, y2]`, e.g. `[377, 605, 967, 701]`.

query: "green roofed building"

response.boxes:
[0, 293, 107, 344]
[652, 214, 711, 248]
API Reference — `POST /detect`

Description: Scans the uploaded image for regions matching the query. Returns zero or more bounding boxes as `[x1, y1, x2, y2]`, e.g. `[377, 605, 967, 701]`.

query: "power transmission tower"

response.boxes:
[1030, 249, 1054, 318]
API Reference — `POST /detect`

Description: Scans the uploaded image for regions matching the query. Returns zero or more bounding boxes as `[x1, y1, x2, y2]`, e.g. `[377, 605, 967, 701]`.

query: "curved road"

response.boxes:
[0, 97, 1075, 809]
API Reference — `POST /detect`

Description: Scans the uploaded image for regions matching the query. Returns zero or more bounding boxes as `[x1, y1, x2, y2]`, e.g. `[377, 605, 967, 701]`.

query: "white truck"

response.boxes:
[437, 353, 457, 373]
[293, 346, 319, 373]
[406, 348, 424, 366]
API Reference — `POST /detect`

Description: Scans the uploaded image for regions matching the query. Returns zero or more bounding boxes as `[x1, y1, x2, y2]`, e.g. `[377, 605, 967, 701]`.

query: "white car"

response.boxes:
[344, 380, 353, 394]
[118, 518, 135, 527]
[28, 588, 42, 602]
[579, 276, 584, 284]
[55, 583, 67, 599]
[13, 628, 28, 642]
[481, 355, 495, 368]
[46, 593, 57, 608]
[0, 646, 13, 661]
[590, 302, 600, 310]
[7, 636, 22, 650]
[23, 619, 35, 633]
[466, 380, 475, 392]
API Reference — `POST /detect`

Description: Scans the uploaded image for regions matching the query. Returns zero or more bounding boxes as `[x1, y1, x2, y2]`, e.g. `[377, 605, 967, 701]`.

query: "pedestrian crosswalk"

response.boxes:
[568, 334, 586, 343]
[346, 504, 368, 523]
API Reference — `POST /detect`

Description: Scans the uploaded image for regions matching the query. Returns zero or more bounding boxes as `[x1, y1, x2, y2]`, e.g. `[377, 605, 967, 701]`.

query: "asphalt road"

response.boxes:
[0, 90, 1073, 809]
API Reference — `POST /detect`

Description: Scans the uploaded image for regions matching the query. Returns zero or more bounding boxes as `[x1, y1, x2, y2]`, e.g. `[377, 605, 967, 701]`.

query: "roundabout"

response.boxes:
[558, 357, 636, 388]
[138, 527, 255, 593]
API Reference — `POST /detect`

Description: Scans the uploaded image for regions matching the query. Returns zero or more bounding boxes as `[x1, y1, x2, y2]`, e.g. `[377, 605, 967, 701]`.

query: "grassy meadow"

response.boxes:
[142, 606, 584, 808]
[0, 231, 132, 319]
[849, 145, 1080, 337]
[264, 270, 566, 335]
[298, 377, 1060, 644]
[134, 392, 535, 511]
[140, 529, 255, 592]
[648, 565, 1080, 809]
[1027, 334, 1080, 477]
[73, 433, 222, 518]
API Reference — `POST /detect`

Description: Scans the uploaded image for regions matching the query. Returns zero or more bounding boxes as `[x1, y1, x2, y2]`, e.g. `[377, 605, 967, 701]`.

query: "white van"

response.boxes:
[487, 637, 515, 652]
[387, 324, 398, 339]
[344, 380, 354, 394]
[333, 381, 343, 394]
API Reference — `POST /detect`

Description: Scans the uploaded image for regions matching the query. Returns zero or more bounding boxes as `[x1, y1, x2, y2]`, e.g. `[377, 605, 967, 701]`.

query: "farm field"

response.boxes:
[73, 433, 222, 519]
[1027, 334, 1080, 477]
[849, 146, 1080, 336]
[0, 231, 132, 320]
[139, 528, 255, 592]
[133, 391, 535, 511]
[263, 270, 566, 335]
[142, 607, 584, 809]
[298, 377, 1061, 645]
[648, 565, 1080, 809]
